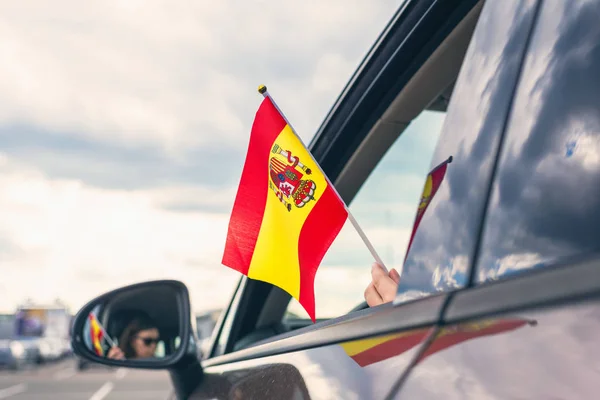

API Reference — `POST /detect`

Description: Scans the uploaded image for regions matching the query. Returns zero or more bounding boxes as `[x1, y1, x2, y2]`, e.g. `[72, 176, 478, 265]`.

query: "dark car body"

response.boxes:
[76, 0, 600, 398]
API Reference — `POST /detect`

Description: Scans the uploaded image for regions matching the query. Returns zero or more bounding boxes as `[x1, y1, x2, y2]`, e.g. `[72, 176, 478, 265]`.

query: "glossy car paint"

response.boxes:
[396, 0, 540, 300]
[398, 300, 600, 399]
[476, 0, 600, 283]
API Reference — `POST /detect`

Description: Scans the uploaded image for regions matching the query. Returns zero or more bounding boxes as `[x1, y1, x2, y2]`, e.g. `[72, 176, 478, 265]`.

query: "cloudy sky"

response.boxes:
[0, 0, 450, 318]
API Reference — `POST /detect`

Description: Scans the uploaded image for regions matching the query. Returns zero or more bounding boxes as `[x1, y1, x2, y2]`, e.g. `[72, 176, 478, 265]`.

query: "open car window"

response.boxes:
[280, 1, 486, 326]
[285, 109, 446, 320]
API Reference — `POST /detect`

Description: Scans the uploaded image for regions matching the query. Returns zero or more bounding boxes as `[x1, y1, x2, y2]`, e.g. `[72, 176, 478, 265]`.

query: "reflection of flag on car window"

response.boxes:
[340, 328, 430, 367]
[222, 94, 348, 322]
[416, 318, 535, 362]
[341, 317, 535, 368]
[405, 156, 453, 262]
[88, 313, 104, 356]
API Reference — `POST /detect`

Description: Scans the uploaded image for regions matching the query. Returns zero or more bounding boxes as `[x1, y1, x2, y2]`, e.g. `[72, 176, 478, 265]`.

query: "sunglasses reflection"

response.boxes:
[108, 315, 161, 360]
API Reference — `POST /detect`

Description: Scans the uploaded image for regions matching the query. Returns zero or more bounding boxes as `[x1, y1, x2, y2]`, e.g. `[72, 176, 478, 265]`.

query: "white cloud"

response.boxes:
[0, 154, 240, 313]
[433, 254, 468, 290]
[477, 252, 546, 282]
[0, 0, 408, 316]
[0, 0, 404, 154]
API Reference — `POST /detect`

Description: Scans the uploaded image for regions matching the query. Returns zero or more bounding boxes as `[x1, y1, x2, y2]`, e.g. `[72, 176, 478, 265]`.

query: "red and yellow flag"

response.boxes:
[222, 93, 348, 322]
[405, 156, 452, 262]
[340, 328, 430, 367]
[88, 313, 104, 356]
[341, 317, 534, 367]
[416, 318, 534, 362]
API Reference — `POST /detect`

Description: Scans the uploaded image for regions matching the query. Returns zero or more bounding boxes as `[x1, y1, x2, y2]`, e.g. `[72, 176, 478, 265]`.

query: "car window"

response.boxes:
[394, 0, 539, 302]
[475, 0, 600, 283]
[285, 110, 446, 319]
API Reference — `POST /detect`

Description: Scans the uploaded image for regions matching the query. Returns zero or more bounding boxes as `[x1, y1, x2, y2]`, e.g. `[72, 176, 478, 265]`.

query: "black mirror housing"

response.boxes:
[70, 279, 196, 370]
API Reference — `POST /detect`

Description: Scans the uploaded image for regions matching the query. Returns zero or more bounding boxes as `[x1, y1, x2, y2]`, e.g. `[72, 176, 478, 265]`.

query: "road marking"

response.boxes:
[115, 368, 127, 380]
[0, 384, 27, 399]
[53, 367, 77, 380]
[89, 382, 114, 400]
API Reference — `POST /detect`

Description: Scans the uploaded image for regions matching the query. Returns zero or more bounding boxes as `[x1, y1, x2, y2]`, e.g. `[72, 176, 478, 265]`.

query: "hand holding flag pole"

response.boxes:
[257, 85, 388, 273]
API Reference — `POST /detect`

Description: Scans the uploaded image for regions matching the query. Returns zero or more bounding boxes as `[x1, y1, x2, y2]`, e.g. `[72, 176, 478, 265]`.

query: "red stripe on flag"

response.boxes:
[222, 97, 287, 275]
[297, 185, 347, 321]
[351, 329, 430, 367]
[417, 319, 531, 362]
[270, 158, 285, 171]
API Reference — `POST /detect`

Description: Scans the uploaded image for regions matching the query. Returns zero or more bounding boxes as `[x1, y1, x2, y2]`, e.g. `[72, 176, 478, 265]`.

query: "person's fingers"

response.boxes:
[389, 268, 401, 284]
[108, 346, 124, 359]
[364, 281, 384, 307]
[371, 262, 398, 303]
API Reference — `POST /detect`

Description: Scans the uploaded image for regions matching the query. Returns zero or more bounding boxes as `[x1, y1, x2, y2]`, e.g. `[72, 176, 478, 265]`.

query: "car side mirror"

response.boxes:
[70, 280, 197, 370]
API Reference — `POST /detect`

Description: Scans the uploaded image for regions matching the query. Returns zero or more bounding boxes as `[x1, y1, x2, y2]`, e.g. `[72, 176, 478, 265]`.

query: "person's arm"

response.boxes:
[364, 262, 400, 307]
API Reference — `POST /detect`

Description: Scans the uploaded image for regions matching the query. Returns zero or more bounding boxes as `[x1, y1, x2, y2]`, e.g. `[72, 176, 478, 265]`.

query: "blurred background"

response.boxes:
[0, 1, 445, 398]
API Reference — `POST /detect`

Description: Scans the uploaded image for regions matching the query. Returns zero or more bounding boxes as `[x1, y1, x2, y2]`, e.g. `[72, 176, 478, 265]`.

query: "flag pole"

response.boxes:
[258, 85, 388, 273]
[100, 325, 116, 348]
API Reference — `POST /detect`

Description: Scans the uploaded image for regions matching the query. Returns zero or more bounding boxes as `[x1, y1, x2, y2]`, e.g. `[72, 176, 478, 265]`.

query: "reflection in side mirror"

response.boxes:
[71, 280, 193, 369]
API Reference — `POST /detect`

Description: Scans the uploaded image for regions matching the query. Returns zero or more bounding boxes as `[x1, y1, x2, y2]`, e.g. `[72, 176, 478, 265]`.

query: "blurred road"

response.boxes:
[0, 358, 172, 399]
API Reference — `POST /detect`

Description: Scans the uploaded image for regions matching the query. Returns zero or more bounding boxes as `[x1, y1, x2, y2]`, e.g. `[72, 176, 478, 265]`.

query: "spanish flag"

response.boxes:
[88, 313, 104, 356]
[405, 156, 452, 262]
[222, 88, 348, 322]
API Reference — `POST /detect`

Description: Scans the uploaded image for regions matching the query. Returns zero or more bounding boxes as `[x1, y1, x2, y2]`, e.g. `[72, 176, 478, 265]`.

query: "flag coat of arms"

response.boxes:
[222, 92, 348, 322]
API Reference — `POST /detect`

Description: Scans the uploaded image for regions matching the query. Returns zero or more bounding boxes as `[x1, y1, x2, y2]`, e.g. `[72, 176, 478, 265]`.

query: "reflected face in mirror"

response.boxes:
[133, 329, 160, 358]
[113, 312, 161, 360]
[82, 283, 182, 361]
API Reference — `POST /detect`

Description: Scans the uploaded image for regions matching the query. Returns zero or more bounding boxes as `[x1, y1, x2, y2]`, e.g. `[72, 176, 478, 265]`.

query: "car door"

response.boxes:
[182, 1, 505, 399]
[396, 0, 600, 398]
